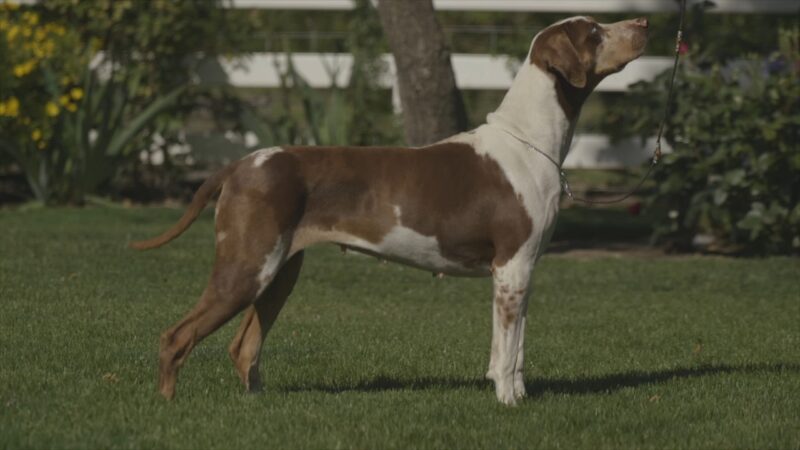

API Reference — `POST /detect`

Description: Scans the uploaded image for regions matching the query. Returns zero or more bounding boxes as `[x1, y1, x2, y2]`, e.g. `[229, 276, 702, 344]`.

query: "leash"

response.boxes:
[512, 0, 688, 205]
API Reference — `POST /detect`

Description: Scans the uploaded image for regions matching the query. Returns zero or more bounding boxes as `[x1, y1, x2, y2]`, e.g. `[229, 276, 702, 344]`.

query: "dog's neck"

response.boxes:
[486, 60, 581, 166]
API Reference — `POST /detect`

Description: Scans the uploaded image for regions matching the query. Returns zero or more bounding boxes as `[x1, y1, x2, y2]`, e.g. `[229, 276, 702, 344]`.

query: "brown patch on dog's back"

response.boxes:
[285, 142, 533, 270]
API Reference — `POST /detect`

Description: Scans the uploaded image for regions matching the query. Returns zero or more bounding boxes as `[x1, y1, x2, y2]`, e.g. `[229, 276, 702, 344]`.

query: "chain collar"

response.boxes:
[494, 126, 576, 199]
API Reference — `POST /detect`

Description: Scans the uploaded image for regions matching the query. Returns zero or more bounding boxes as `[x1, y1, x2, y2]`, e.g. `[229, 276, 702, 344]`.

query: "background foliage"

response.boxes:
[238, 0, 399, 151]
[0, 0, 260, 204]
[606, 16, 800, 254]
[1, 0, 400, 204]
[0, 3, 86, 202]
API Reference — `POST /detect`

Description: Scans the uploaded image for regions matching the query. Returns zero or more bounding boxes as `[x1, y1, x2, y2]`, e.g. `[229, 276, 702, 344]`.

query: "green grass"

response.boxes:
[1, 206, 798, 449]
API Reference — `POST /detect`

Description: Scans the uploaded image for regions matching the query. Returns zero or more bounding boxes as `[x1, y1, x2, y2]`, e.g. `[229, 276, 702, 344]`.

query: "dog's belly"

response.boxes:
[293, 225, 492, 277]
[364, 225, 492, 276]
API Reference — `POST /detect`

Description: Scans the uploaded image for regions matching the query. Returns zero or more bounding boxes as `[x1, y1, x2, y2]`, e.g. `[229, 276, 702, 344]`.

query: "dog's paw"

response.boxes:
[496, 391, 518, 406]
[495, 381, 518, 406]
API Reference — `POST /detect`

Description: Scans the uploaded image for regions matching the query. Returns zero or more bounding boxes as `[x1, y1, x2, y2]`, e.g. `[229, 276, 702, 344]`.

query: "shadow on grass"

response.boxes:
[281, 362, 799, 397]
[525, 362, 799, 397]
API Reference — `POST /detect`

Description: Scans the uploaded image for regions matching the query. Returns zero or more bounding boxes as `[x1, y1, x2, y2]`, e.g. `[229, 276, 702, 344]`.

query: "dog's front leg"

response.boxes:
[490, 258, 532, 406]
[489, 299, 529, 398]
[486, 314, 499, 381]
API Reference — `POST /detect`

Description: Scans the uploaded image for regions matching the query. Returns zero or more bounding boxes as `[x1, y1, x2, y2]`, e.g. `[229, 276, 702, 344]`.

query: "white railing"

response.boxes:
[203, 53, 673, 92]
[197, 52, 674, 168]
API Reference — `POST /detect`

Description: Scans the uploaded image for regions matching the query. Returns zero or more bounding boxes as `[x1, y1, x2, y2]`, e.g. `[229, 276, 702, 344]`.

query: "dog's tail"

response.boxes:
[129, 162, 240, 251]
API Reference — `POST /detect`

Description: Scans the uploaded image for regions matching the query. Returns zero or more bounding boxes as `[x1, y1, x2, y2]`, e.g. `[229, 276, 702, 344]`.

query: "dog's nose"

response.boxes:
[634, 17, 649, 28]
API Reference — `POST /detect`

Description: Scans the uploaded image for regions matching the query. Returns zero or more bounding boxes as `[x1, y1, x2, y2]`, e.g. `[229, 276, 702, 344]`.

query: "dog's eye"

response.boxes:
[591, 26, 598, 34]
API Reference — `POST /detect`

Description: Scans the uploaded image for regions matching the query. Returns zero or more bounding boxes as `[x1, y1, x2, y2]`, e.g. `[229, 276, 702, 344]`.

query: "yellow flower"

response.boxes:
[70, 87, 83, 100]
[0, 97, 20, 117]
[65, 103, 77, 112]
[43, 23, 64, 34]
[22, 11, 39, 26]
[4, 2, 21, 11]
[37, 141, 46, 150]
[40, 40, 54, 58]
[45, 102, 59, 117]
[59, 95, 70, 106]
[7, 24, 19, 41]
[31, 129, 42, 141]
[12, 60, 36, 78]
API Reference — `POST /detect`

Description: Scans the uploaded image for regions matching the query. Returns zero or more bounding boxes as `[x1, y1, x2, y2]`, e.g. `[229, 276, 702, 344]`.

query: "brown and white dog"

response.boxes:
[132, 16, 648, 406]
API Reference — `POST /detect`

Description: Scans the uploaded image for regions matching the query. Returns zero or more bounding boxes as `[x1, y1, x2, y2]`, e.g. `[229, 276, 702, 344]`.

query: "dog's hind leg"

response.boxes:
[490, 256, 532, 406]
[157, 228, 292, 400]
[157, 269, 258, 399]
[228, 251, 304, 392]
[156, 153, 306, 400]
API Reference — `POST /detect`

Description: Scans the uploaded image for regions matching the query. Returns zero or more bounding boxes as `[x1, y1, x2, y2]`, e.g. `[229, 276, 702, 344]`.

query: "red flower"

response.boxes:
[678, 41, 689, 55]
[627, 202, 642, 216]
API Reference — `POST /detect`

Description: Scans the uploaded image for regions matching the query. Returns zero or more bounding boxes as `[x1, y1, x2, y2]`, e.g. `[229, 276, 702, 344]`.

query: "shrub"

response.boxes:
[0, 4, 87, 203]
[606, 27, 800, 254]
[0, 0, 259, 205]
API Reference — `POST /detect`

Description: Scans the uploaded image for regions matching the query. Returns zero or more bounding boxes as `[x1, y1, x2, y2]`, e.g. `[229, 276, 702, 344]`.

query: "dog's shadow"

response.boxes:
[281, 362, 798, 397]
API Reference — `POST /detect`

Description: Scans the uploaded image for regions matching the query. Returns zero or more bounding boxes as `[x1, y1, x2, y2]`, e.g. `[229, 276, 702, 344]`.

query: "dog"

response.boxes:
[131, 16, 648, 406]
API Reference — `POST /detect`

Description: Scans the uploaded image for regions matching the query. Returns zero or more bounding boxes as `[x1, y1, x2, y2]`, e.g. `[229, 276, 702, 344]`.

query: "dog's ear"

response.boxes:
[542, 28, 587, 88]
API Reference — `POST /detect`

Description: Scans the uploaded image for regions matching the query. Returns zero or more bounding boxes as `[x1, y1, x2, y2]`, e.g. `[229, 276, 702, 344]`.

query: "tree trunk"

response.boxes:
[377, 0, 468, 146]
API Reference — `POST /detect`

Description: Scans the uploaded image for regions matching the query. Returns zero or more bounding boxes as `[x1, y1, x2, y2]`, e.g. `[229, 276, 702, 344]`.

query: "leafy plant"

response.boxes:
[606, 27, 800, 254]
[0, 0, 261, 204]
[237, 51, 351, 148]
[0, 4, 88, 203]
[241, 0, 400, 149]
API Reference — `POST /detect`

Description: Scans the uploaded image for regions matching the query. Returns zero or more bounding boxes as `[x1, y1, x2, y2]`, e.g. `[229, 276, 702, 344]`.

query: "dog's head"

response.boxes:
[531, 16, 649, 90]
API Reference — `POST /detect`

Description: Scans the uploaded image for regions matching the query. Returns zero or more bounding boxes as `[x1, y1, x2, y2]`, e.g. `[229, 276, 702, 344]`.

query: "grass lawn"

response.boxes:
[1, 206, 798, 449]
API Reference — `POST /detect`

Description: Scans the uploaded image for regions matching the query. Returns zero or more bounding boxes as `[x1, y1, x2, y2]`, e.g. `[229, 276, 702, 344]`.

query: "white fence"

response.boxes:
[198, 53, 675, 168]
[205, 53, 673, 93]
